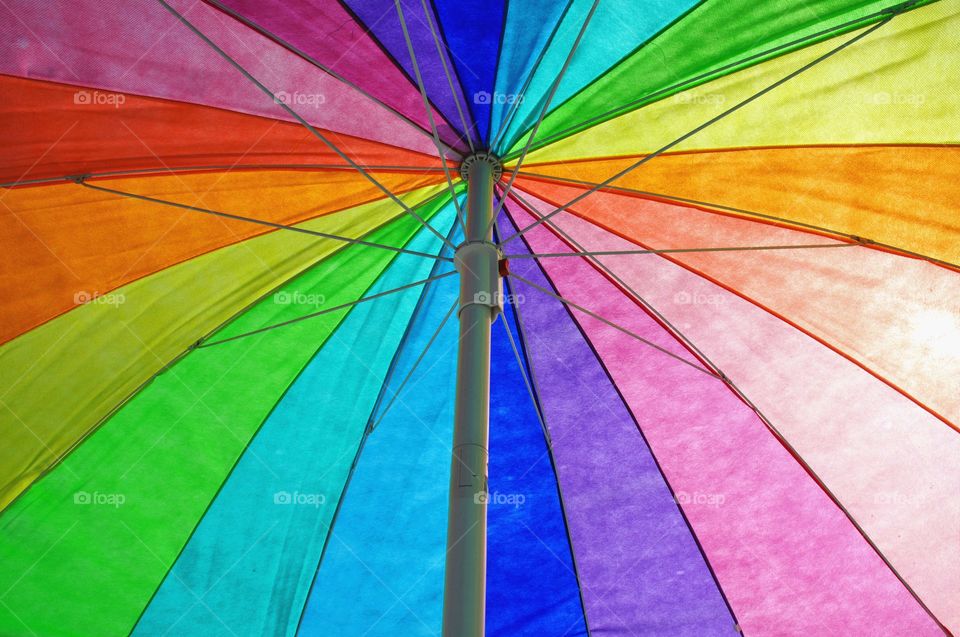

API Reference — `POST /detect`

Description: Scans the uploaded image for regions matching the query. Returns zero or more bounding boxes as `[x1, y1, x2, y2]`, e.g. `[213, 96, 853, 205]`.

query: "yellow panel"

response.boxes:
[524, 0, 960, 164]
[0, 182, 448, 511]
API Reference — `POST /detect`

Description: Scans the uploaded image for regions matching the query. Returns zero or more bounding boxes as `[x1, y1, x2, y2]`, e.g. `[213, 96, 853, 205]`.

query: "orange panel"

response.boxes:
[0, 74, 442, 184]
[522, 145, 960, 267]
[0, 171, 444, 343]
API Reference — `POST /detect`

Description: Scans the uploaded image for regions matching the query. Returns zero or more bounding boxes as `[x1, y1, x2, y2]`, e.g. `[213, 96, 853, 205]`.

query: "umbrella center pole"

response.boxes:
[443, 152, 503, 637]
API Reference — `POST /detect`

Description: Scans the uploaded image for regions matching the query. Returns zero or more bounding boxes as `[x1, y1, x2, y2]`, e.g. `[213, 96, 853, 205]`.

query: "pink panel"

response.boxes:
[513, 178, 960, 428]
[505, 197, 947, 635]
[0, 0, 439, 157]
[211, 0, 465, 149]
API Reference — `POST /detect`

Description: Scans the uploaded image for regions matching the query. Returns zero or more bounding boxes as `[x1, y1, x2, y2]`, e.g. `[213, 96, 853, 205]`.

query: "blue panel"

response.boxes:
[486, 286, 587, 636]
[297, 228, 462, 636]
[495, 0, 698, 153]
[133, 204, 458, 637]
[489, 0, 570, 148]
[432, 0, 507, 143]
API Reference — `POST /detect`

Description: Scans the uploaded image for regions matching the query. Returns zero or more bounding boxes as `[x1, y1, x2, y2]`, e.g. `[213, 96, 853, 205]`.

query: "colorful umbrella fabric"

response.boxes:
[1, 0, 958, 635]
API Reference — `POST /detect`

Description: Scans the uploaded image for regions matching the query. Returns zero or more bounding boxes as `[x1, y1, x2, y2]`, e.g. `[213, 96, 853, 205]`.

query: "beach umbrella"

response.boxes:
[0, 0, 958, 635]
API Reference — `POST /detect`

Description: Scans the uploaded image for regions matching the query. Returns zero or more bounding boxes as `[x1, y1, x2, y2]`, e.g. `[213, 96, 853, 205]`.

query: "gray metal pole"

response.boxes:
[442, 153, 502, 637]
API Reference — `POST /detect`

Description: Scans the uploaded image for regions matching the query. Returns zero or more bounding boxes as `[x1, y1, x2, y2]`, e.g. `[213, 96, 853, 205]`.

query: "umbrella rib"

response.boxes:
[488, 0, 577, 152]
[197, 270, 457, 348]
[73, 178, 453, 262]
[417, 0, 477, 153]
[0, 164, 448, 189]
[498, 11, 906, 248]
[202, 0, 461, 158]
[504, 243, 857, 258]
[394, 0, 467, 231]
[0, 199, 433, 518]
[513, 0, 927, 155]
[368, 296, 459, 432]
[157, 0, 457, 252]
[515, 170, 960, 271]
[506, 271, 718, 378]
[503, 188, 954, 633]
[498, 216, 739, 635]
[490, 0, 600, 231]
[292, 214, 460, 636]
[508, 184, 960, 437]
[498, 300, 549, 440]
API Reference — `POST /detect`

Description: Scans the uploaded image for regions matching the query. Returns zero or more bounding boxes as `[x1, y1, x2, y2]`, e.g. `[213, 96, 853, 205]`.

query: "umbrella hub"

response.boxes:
[454, 150, 505, 317]
[458, 151, 503, 182]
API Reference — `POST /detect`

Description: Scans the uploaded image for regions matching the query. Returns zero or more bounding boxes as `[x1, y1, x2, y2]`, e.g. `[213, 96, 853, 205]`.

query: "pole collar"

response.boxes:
[455, 241, 503, 317]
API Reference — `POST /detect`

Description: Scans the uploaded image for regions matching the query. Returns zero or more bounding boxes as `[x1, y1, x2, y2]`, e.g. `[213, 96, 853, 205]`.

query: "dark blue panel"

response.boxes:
[432, 0, 506, 143]
[486, 285, 587, 636]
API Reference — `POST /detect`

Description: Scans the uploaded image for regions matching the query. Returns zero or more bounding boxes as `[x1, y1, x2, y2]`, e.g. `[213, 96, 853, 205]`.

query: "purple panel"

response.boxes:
[497, 211, 735, 634]
[504, 194, 944, 635]
[213, 0, 465, 149]
[0, 0, 438, 156]
[341, 0, 474, 143]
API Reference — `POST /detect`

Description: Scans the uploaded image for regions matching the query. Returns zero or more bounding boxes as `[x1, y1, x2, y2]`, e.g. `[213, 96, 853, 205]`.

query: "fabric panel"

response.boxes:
[0, 186, 447, 511]
[542, 204, 960, 632]
[498, 208, 735, 634]
[0, 0, 439, 155]
[523, 0, 960, 163]
[505, 200, 943, 635]
[134, 204, 457, 637]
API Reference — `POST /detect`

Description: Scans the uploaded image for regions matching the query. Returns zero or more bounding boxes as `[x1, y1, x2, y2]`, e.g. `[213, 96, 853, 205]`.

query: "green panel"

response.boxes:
[133, 202, 458, 636]
[506, 0, 930, 157]
[0, 196, 451, 637]
[0, 184, 446, 511]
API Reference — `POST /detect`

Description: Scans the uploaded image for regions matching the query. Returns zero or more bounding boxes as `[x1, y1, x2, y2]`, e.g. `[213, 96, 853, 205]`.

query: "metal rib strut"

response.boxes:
[157, 0, 457, 252]
[73, 178, 453, 262]
[499, 13, 906, 248]
[198, 271, 457, 348]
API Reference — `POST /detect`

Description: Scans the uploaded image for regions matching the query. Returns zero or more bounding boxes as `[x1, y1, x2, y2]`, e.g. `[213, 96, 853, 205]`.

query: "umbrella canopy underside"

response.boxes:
[0, 0, 958, 635]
